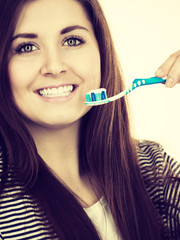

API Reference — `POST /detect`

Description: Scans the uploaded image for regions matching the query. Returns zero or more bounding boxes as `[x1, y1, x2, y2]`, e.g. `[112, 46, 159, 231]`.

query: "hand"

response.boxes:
[155, 50, 180, 88]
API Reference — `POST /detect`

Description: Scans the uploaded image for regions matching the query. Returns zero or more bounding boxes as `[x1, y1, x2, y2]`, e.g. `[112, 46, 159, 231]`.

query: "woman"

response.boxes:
[0, 0, 179, 239]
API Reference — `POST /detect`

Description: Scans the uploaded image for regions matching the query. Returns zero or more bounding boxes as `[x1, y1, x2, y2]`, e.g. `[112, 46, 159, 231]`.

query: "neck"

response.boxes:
[27, 121, 80, 177]
[26, 120, 101, 207]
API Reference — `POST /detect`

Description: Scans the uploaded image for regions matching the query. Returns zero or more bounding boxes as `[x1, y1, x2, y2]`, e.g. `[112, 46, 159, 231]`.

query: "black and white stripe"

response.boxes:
[0, 151, 56, 240]
[0, 141, 180, 239]
[138, 140, 180, 239]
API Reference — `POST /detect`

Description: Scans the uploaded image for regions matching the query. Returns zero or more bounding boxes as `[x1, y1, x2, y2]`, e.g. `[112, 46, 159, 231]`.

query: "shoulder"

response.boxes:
[136, 139, 180, 206]
[0, 143, 7, 170]
[0, 146, 3, 177]
[137, 139, 164, 160]
[0, 145, 10, 193]
[136, 140, 167, 191]
[136, 139, 180, 175]
[136, 140, 180, 238]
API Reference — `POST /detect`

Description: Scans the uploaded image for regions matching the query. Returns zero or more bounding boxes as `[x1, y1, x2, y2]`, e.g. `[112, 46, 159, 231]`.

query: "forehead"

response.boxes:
[14, 0, 92, 34]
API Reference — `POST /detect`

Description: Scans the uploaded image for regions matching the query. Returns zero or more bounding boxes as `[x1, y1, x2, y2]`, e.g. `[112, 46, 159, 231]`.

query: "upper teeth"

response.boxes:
[39, 85, 73, 97]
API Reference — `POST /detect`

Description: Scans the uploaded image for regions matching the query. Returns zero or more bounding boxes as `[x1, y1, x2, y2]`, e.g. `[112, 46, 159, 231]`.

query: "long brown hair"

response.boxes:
[0, 0, 163, 239]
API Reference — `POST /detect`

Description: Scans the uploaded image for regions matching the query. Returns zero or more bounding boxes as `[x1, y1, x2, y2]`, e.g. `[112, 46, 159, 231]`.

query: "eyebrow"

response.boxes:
[12, 25, 89, 41]
[60, 25, 89, 34]
[12, 33, 37, 41]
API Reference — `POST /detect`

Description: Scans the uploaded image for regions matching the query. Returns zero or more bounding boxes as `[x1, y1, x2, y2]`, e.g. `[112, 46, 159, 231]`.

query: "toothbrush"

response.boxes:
[85, 76, 166, 106]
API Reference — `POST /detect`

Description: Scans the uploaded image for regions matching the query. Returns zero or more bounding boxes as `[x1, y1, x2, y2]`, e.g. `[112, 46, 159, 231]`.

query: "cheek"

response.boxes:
[88, 52, 101, 87]
[8, 58, 38, 93]
[68, 48, 101, 89]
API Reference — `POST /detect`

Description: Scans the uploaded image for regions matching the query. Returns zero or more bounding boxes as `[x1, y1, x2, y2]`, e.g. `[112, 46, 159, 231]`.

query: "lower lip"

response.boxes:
[36, 87, 78, 103]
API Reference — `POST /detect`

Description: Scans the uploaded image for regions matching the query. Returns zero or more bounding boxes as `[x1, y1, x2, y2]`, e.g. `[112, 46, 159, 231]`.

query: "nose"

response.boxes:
[40, 49, 67, 76]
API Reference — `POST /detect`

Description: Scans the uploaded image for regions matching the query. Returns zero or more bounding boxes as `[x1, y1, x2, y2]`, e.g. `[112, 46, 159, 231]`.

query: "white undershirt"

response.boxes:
[84, 197, 122, 240]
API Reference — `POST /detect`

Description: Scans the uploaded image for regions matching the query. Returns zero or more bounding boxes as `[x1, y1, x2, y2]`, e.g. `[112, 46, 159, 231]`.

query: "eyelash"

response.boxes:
[15, 42, 38, 54]
[14, 36, 86, 54]
[63, 35, 86, 47]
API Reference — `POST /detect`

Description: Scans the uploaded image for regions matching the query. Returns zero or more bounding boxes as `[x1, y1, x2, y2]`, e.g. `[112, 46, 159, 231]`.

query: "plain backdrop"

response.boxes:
[99, 0, 180, 161]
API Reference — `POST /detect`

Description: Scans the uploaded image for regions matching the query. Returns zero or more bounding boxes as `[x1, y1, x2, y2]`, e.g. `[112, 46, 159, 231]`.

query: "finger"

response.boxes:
[155, 51, 180, 78]
[165, 54, 180, 88]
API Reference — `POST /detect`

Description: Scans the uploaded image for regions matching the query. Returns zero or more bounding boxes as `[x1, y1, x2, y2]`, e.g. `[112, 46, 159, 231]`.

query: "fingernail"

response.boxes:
[166, 77, 174, 88]
[155, 68, 163, 76]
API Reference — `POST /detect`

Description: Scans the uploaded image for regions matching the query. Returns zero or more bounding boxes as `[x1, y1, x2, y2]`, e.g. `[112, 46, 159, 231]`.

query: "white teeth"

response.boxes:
[39, 85, 74, 97]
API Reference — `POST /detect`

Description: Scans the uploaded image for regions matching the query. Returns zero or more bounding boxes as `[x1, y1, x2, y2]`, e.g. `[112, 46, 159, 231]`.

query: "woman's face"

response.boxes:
[8, 0, 101, 128]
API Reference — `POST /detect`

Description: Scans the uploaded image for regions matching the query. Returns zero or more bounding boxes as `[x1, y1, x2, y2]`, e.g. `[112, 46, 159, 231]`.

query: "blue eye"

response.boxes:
[63, 36, 86, 47]
[15, 43, 38, 54]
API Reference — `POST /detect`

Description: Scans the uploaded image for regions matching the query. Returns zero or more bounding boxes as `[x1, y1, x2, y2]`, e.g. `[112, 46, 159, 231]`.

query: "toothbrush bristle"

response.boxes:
[91, 92, 96, 101]
[85, 94, 92, 102]
[101, 91, 107, 100]
[85, 88, 107, 102]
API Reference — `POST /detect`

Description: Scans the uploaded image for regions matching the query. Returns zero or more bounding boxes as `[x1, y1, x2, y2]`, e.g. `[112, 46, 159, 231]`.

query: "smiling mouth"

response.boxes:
[37, 84, 76, 98]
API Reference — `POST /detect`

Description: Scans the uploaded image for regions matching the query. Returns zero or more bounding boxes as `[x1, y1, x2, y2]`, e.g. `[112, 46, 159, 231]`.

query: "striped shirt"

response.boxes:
[0, 140, 180, 239]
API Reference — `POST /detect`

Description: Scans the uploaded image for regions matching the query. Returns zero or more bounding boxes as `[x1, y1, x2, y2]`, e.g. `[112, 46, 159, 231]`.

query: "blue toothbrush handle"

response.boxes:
[132, 77, 166, 90]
